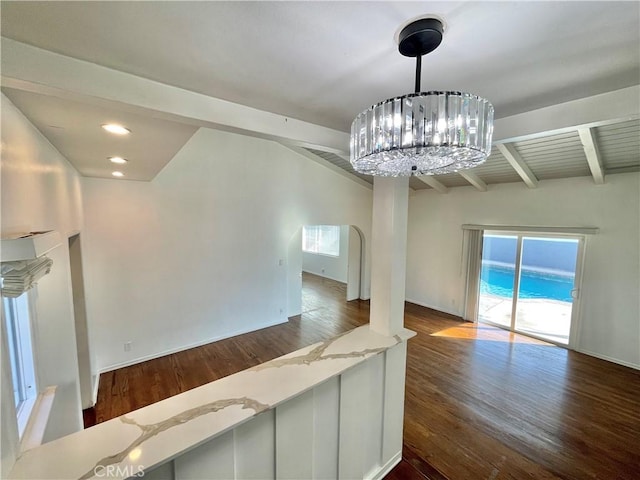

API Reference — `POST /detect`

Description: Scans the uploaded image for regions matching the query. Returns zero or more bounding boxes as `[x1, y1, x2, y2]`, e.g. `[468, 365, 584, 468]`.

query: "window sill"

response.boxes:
[19, 386, 56, 453]
[302, 251, 340, 258]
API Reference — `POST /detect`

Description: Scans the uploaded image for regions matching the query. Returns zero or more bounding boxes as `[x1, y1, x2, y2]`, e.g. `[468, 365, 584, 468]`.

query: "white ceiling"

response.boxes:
[2, 88, 198, 181]
[2, 1, 638, 131]
[1, 1, 639, 185]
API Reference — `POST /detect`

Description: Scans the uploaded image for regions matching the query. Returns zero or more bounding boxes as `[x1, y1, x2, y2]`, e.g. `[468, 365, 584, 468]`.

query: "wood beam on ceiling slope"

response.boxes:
[577, 128, 606, 185]
[0, 38, 350, 156]
[3, 39, 639, 167]
[278, 144, 373, 190]
[416, 176, 449, 193]
[459, 171, 488, 192]
[496, 143, 539, 189]
[493, 85, 640, 144]
[285, 148, 418, 193]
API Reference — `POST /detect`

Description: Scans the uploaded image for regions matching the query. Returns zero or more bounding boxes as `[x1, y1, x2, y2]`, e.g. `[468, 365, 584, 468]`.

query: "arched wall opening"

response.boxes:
[286, 225, 366, 318]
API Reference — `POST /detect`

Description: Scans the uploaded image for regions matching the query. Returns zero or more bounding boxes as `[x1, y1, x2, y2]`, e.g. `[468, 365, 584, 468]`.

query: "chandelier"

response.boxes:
[350, 18, 494, 177]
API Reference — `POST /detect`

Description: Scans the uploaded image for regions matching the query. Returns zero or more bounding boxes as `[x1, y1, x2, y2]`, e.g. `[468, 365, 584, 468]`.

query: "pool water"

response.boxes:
[480, 263, 575, 302]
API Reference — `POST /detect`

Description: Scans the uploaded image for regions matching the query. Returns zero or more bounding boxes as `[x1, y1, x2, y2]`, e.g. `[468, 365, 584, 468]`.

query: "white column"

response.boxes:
[369, 176, 410, 336]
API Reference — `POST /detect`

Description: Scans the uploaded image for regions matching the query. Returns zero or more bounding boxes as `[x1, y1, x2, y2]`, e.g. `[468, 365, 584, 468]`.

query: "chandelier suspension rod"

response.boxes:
[415, 55, 422, 93]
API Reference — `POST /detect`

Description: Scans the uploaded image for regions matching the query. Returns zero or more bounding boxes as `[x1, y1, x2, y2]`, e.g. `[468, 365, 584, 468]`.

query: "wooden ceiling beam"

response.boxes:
[1, 38, 350, 155]
[497, 143, 539, 188]
[578, 127, 605, 184]
[416, 176, 449, 194]
[459, 171, 488, 192]
[493, 86, 640, 144]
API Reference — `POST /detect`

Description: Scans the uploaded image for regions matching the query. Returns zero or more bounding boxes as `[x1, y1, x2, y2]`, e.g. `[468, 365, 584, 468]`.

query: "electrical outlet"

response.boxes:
[124, 341, 132, 352]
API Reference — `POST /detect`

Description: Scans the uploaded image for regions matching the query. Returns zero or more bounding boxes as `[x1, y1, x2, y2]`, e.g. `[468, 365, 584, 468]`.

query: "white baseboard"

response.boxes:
[91, 374, 100, 406]
[302, 269, 347, 284]
[99, 318, 288, 374]
[405, 297, 463, 319]
[575, 348, 640, 370]
[367, 451, 402, 480]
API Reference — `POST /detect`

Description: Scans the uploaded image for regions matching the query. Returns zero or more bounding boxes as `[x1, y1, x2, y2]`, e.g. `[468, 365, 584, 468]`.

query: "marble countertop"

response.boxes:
[10, 325, 415, 480]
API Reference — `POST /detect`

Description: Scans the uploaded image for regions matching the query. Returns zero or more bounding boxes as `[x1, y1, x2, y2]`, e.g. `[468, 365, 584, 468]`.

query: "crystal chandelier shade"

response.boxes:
[349, 18, 495, 177]
[350, 92, 494, 176]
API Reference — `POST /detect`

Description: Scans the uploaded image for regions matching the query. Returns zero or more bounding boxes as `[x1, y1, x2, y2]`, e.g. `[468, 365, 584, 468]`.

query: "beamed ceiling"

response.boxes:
[1, 1, 639, 188]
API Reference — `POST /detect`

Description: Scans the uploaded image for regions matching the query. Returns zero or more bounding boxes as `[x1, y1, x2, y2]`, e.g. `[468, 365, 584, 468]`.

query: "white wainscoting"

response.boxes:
[147, 344, 408, 480]
[10, 326, 414, 480]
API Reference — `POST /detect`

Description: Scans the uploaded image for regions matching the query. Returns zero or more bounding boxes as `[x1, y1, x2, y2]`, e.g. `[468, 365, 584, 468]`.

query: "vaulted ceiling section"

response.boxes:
[1, 1, 638, 188]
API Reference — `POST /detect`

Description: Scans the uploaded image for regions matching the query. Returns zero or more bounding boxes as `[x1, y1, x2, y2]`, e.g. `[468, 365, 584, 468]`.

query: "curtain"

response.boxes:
[463, 229, 483, 322]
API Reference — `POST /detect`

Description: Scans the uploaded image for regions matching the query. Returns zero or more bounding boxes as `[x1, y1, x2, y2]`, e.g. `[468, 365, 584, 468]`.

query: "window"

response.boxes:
[3, 293, 37, 435]
[302, 225, 340, 257]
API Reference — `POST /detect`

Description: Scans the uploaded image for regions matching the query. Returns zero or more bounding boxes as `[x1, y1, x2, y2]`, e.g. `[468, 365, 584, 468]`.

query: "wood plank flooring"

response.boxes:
[92, 273, 367, 423]
[89, 273, 640, 479]
[401, 303, 640, 479]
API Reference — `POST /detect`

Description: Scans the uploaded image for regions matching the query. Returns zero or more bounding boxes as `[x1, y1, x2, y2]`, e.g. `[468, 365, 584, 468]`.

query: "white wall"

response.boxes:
[406, 173, 640, 368]
[1, 94, 84, 476]
[287, 229, 303, 317]
[302, 225, 349, 282]
[81, 128, 373, 372]
[346, 226, 363, 301]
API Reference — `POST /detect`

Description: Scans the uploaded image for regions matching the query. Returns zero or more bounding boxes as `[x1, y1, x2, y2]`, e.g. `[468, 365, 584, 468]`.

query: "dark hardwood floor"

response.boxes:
[91, 273, 367, 423]
[88, 272, 640, 479]
[401, 304, 640, 479]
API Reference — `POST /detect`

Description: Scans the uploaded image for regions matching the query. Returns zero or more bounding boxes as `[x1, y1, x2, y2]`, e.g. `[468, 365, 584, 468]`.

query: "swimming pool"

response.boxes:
[480, 263, 575, 302]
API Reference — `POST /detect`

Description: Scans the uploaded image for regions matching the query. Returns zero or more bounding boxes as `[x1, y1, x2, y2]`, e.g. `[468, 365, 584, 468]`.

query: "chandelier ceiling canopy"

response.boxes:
[350, 17, 495, 177]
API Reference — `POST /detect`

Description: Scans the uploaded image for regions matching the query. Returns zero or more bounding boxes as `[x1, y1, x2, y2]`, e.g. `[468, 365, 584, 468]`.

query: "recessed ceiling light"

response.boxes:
[101, 124, 131, 135]
[112, 171, 125, 177]
[109, 156, 128, 164]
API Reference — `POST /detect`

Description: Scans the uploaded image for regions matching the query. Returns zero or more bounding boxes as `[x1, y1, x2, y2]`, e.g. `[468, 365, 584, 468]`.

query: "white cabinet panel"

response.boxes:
[144, 461, 175, 480]
[234, 411, 275, 480]
[363, 353, 385, 477]
[174, 431, 234, 480]
[313, 377, 340, 479]
[338, 361, 368, 479]
[381, 343, 407, 464]
[276, 389, 314, 479]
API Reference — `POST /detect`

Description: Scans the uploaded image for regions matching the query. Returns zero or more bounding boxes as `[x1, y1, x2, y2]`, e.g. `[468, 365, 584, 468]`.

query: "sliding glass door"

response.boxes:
[478, 234, 518, 328]
[478, 232, 583, 345]
[514, 237, 580, 343]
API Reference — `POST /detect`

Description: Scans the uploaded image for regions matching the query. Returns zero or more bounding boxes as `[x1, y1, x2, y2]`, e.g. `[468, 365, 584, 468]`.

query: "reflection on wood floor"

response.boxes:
[430, 321, 550, 344]
[89, 272, 640, 480]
